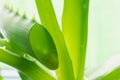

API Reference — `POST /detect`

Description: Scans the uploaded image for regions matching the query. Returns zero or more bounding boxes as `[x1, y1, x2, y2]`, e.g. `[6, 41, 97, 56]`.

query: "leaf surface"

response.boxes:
[62, 0, 89, 79]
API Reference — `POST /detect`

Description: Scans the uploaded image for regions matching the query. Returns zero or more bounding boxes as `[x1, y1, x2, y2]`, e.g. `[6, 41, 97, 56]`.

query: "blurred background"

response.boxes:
[0, 0, 120, 80]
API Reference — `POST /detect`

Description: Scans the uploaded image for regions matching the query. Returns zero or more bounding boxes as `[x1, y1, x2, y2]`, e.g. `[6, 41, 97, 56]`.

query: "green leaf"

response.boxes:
[98, 67, 120, 80]
[35, 0, 75, 80]
[0, 48, 55, 80]
[29, 23, 58, 69]
[62, 0, 89, 79]
[1, 9, 35, 56]
[0, 8, 58, 69]
[0, 38, 20, 56]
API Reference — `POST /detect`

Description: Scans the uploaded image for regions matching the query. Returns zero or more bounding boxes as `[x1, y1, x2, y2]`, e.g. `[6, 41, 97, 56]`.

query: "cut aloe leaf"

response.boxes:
[29, 24, 58, 69]
[62, 0, 89, 79]
[0, 8, 58, 69]
[0, 48, 55, 80]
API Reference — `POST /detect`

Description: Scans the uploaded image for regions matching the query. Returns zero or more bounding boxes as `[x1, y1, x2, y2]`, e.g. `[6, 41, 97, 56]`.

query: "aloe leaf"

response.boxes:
[0, 8, 35, 56]
[96, 67, 120, 80]
[0, 38, 20, 56]
[29, 24, 58, 69]
[62, 0, 89, 79]
[0, 48, 55, 80]
[0, 8, 58, 69]
[0, 38, 30, 80]
[35, 0, 75, 80]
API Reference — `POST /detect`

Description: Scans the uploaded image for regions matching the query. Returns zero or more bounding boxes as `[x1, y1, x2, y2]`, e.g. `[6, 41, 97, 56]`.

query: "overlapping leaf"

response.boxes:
[0, 8, 58, 70]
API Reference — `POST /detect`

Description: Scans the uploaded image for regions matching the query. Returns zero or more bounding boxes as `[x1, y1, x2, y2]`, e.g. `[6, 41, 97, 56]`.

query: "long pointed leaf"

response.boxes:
[62, 0, 89, 79]
[35, 0, 75, 80]
[0, 48, 55, 80]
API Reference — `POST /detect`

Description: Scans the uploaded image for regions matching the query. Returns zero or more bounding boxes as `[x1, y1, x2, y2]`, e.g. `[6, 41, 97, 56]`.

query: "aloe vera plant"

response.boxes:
[0, 0, 120, 80]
